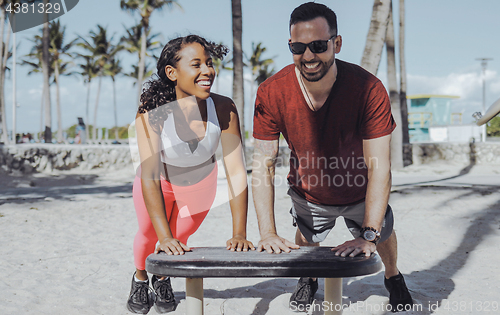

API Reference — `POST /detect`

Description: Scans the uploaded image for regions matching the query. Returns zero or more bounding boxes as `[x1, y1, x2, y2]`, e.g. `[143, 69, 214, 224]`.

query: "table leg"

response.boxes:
[324, 278, 343, 315]
[186, 277, 204, 315]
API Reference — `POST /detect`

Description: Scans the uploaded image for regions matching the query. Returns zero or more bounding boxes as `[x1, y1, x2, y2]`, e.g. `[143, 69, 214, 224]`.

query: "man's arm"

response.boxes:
[252, 139, 299, 253]
[361, 134, 392, 230]
[332, 134, 392, 257]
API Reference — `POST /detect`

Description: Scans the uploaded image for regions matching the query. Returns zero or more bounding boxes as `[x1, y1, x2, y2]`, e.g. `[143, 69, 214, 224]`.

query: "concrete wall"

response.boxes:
[1, 142, 499, 175]
[407, 142, 500, 165]
[0, 144, 133, 174]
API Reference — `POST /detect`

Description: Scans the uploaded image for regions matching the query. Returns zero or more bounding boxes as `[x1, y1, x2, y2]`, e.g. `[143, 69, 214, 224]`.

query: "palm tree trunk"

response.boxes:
[137, 27, 147, 107]
[0, 3, 5, 67]
[93, 75, 102, 141]
[1, 17, 10, 144]
[215, 74, 219, 94]
[385, 2, 403, 170]
[399, 0, 410, 146]
[55, 60, 63, 143]
[113, 78, 119, 140]
[1, 16, 9, 71]
[0, 4, 7, 144]
[0, 73, 8, 144]
[250, 74, 256, 137]
[42, 4, 52, 143]
[40, 90, 44, 142]
[0, 3, 5, 83]
[361, 0, 391, 74]
[0, 71, 8, 144]
[231, 0, 245, 149]
[85, 80, 91, 142]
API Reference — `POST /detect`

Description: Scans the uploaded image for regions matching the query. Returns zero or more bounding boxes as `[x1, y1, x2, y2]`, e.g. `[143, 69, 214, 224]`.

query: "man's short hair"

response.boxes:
[289, 2, 338, 35]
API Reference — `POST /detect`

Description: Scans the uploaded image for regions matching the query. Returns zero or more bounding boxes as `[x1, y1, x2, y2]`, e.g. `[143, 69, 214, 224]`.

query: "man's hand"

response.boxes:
[332, 237, 376, 257]
[257, 234, 300, 254]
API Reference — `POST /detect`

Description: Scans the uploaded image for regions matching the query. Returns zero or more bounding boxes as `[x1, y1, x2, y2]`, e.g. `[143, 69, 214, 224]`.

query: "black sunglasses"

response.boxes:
[288, 35, 337, 55]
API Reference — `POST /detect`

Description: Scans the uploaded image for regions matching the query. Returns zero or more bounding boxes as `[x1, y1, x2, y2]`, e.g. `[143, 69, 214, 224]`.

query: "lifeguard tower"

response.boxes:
[407, 95, 481, 142]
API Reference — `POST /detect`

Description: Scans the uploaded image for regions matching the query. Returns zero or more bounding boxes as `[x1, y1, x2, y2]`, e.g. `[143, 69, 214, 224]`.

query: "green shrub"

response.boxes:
[487, 116, 500, 137]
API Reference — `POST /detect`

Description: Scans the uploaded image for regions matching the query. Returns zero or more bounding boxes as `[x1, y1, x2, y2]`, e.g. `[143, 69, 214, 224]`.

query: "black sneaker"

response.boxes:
[289, 277, 318, 309]
[152, 275, 177, 313]
[126, 273, 155, 314]
[384, 272, 414, 312]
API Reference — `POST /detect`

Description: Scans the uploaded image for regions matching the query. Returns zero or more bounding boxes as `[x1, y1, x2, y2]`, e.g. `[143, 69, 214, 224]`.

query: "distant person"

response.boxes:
[127, 35, 254, 314]
[251, 2, 413, 312]
[76, 117, 86, 144]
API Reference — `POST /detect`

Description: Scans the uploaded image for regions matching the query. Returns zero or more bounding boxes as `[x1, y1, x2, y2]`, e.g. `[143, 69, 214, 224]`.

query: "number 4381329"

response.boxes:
[6, 2, 61, 15]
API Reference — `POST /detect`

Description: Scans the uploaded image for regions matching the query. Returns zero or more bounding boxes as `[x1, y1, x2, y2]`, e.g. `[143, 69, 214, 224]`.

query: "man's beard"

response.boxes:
[300, 56, 335, 82]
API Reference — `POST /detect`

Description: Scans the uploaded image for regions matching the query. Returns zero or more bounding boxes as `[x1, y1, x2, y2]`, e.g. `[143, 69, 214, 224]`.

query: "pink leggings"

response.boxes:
[132, 164, 218, 270]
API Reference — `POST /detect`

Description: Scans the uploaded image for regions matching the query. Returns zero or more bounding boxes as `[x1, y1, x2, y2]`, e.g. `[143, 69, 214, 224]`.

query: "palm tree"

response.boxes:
[1, 1, 11, 143]
[120, 0, 181, 107]
[21, 38, 48, 143]
[121, 23, 141, 56]
[22, 21, 76, 143]
[247, 42, 275, 93]
[77, 54, 98, 142]
[103, 57, 123, 140]
[42, 0, 52, 143]
[360, 0, 391, 74]
[49, 20, 77, 142]
[78, 25, 122, 140]
[399, 0, 410, 146]
[255, 63, 275, 86]
[124, 63, 154, 84]
[385, 1, 403, 170]
[231, 0, 245, 146]
[247, 43, 275, 76]
[246, 42, 275, 136]
[121, 23, 161, 87]
[212, 48, 232, 94]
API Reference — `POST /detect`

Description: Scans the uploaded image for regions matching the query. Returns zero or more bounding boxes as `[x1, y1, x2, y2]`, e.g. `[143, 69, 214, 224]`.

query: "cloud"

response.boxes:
[408, 70, 499, 99]
[491, 79, 500, 95]
[406, 70, 500, 124]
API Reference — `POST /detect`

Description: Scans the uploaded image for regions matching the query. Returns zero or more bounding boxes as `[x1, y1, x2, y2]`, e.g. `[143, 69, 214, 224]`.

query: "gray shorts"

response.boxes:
[288, 188, 394, 244]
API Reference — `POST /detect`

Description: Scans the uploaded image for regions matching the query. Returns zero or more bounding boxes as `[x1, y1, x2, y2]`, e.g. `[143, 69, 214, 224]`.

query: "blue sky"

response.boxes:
[3, 0, 500, 134]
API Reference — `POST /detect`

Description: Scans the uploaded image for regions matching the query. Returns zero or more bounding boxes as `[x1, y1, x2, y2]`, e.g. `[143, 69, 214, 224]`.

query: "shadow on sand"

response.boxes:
[0, 173, 132, 205]
[396, 141, 478, 187]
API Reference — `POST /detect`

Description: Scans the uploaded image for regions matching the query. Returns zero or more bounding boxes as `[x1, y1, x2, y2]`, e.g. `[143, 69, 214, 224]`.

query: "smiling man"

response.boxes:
[251, 2, 413, 312]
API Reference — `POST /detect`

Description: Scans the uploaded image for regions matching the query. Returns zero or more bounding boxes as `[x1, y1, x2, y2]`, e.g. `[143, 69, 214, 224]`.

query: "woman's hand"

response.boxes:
[226, 235, 255, 252]
[156, 237, 191, 255]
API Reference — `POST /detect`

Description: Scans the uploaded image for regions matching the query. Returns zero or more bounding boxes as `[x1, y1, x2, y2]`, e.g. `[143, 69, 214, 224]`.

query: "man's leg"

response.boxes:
[295, 228, 319, 279]
[377, 230, 413, 312]
[376, 230, 399, 279]
[295, 227, 319, 246]
[289, 228, 320, 309]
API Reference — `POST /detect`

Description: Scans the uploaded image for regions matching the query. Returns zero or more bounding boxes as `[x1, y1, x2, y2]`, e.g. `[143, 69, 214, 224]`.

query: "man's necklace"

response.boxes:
[299, 74, 316, 112]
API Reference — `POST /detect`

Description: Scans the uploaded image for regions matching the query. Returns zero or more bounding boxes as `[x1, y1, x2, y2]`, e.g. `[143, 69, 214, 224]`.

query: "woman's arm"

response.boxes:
[218, 98, 255, 251]
[135, 111, 190, 255]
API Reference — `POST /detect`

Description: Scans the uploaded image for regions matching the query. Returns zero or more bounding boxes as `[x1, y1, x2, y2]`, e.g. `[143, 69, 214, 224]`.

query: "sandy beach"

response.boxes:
[1, 160, 499, 315]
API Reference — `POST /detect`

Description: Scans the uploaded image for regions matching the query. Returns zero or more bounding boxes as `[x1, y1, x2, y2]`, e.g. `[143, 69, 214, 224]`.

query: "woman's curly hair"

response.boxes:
[138, 35, 229, 115]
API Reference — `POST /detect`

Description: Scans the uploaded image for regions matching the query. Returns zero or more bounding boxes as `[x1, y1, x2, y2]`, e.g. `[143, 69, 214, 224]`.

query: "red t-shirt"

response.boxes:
[253, 60, 396, 206]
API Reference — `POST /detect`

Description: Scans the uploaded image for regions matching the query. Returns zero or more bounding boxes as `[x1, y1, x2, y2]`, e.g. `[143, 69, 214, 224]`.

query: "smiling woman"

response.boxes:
[126, 35, 255, 314]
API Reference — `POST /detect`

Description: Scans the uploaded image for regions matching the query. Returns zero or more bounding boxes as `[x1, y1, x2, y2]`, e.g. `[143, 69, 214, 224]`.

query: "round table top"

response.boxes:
[146, 246, 382, 278]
